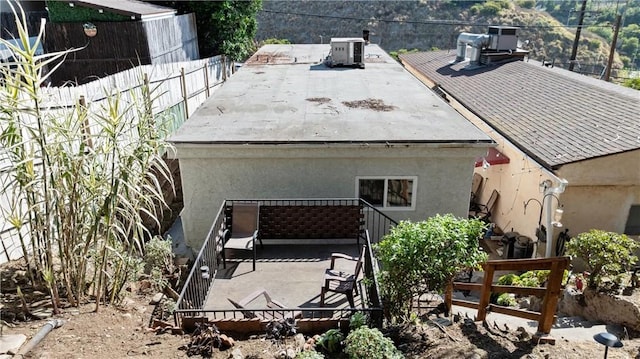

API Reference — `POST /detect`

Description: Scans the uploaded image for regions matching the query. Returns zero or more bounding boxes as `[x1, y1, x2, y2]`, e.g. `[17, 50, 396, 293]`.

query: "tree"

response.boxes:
[150, 1, 262, 60]
[566, 229, 639, 289]
[374, 214, 487, 322]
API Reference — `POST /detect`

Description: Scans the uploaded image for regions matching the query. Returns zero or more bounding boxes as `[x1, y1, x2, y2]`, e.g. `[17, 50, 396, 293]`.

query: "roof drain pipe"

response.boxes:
[454, 33, 491, 66]
[13, 319, 65, 358]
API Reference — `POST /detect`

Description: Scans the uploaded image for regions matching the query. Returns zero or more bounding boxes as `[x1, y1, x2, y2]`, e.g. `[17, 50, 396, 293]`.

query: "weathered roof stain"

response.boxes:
[170, 44, 492, 145]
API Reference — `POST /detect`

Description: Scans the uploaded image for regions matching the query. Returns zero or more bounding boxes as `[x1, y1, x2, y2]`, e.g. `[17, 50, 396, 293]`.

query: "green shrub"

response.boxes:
[344, 327, 403, 359]
[144, 235, 174, 274]
[349, 312, 368, 331]
[296, 350, 325, 359]
[623, 78, 640, 90]
[263, 38, 291, 45]
[517, 0, 535, 9]
[316, 329, 344, 354]
[566, 229, 639, 289]
[496, 293, 517, 307]
[374, 215, 487, 322]
[497, 273, 520, 286]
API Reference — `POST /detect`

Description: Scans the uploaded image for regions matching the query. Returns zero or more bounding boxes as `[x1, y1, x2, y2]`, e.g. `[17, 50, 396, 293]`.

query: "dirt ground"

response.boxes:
[2, 260, 640, 359]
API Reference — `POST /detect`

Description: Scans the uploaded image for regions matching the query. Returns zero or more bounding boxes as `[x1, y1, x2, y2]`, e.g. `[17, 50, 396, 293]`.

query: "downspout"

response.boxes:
[543, 179, 568, 258]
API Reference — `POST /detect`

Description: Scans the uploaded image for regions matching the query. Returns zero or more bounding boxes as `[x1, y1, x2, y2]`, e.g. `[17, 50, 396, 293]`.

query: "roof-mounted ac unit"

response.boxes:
[325, 38, 365, 69]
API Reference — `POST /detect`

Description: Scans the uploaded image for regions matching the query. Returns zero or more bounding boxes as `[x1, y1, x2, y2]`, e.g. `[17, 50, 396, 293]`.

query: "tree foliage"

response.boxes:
[566, 229, 639, 289]
[151, 0, 262, 60]
[374, 214, 487, 322]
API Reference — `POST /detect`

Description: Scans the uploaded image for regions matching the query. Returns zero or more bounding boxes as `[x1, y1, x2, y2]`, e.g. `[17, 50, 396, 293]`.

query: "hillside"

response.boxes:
[256, 1, 623, 76]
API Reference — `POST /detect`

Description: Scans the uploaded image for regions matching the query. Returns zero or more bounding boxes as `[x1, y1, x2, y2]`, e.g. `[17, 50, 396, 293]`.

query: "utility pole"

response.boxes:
[568, 0, 588, 72]
[603, 14, 622, 82]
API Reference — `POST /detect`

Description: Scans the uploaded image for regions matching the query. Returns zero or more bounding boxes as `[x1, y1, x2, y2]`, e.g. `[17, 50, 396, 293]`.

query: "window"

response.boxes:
[624, 205, 640, 235]
[356, 176, 417, 210]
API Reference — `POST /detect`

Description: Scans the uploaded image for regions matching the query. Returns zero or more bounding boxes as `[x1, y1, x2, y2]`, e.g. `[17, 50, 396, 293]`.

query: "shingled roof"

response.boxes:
[400, 51, 640, 170]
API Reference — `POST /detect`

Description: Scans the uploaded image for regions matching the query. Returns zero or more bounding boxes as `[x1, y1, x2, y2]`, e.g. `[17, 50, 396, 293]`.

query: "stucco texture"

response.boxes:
[176, 144, 484, 250]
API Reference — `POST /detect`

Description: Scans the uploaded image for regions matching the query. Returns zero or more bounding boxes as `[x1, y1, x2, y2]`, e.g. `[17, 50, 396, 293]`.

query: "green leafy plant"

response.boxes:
[316, 329, 344, 354]
[374, 215, 487, 322]
[496, 293, 518, 307]
[343, 327, 403, 359]
[144, 236, 174, 273]
[566, 229, 639, 289]
[296, 351, 325, 359]
[497, 273, 520, 286]
[349, 312, 368, 331]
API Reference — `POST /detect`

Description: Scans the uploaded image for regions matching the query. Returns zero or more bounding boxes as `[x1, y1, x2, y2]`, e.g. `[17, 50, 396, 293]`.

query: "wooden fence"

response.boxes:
[0, 55, 234, 264]
[445, 256, 570, 342]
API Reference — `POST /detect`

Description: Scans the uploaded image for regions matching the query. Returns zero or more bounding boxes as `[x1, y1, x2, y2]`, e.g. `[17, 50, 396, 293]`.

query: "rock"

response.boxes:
[31, 308, 53, 320]
[558, 287, 640, 332]
[230, 348, 243, 359]
[0, 334, 27, 354]
[121, 313, 133, 320]
[294, 333, 305, 350]
[220, 334, 235, 349]
[467, 348, 488, 359]
[286, 348, 296, 359]
[150, 293, 165, 304]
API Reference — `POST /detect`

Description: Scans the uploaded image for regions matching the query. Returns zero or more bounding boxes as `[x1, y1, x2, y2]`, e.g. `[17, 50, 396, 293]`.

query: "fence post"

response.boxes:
[444, 281, 453, 316]
[537, 258, 566, 334]
[180, 67, 189, 119]
[203, 63, 210, 98]
[79, 96, 93, 148]
[222, 56, 227, 81]
[476, 262, 494, 321]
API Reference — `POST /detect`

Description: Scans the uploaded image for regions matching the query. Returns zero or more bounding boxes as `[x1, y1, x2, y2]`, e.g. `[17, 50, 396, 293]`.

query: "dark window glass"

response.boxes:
[359, 179, 384, 206]
[387, 179, 413, 207]
[625, 205, 640, 235]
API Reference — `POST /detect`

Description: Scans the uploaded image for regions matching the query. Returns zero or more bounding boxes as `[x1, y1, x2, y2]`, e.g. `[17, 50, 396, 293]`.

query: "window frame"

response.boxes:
[355, 176, 417, 211]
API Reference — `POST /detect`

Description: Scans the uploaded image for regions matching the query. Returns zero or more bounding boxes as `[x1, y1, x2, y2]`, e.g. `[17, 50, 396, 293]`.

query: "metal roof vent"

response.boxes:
[325, 38, 365, 69]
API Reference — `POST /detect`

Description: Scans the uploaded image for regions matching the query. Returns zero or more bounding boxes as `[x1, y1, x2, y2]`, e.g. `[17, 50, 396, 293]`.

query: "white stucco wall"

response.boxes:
[557, 150, 640, 236]
[175, 143, 486, 250]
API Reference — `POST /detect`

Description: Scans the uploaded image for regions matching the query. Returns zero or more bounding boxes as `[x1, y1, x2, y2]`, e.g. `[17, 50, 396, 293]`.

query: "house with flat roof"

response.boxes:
[400, 50, 640, 256]
[169, 43, 492, 251]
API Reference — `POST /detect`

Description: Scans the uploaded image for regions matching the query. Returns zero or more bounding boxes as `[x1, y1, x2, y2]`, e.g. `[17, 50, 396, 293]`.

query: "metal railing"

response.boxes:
[174, 198, 396, 329]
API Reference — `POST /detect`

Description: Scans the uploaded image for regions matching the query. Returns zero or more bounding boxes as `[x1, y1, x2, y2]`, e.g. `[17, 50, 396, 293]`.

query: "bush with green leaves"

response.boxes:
[296, 351, 325, 359]
[349, 311, 368, 331]
[144, 235, 174, 274]
[496, 293, 517, 307]
[374, 214, 487, 322]
[343, 327, 403, 359]
[316, 329, 343, 354]
[566, 229, 639, 289]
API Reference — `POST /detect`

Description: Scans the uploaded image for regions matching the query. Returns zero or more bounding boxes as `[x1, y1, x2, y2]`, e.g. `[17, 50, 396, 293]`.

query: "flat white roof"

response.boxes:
[170, 44, 491, 145]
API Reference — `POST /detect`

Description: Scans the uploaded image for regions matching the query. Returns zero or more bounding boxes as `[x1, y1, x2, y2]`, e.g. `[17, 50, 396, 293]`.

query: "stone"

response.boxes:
[0, 334, 27, 354]
[220, 334, 235, 348]
[286, 348, 296, 359]
[150, 293, 165, 304]
[121, 313, 133, 320]
[558, 287, 640, 332]
[294, 333, 306, 350]
[231, 348, 243, 359]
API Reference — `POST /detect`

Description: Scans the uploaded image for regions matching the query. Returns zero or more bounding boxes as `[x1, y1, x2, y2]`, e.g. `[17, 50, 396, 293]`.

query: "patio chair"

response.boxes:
[223, 202, 262, 271]
[468, 189, 499, 222]
[227, 289, 302, 321]
[470, 172, 483, 205]
[320, 245, 366, 308]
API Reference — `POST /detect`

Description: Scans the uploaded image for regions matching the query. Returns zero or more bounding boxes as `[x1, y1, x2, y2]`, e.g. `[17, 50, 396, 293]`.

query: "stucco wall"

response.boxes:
[557, 150, 640, 235]
[176, 144, 486, 250]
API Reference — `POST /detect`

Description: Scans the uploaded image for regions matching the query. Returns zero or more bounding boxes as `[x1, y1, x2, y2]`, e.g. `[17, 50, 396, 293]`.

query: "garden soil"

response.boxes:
[2, 261, 640, 359]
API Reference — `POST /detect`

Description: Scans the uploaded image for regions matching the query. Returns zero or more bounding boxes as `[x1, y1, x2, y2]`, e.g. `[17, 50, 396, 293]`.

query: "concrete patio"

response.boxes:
[204, 244, 366, 316]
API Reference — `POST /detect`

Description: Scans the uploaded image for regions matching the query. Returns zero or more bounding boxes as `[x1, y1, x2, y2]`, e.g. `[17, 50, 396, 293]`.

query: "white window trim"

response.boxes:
[355, 176, 417, 211]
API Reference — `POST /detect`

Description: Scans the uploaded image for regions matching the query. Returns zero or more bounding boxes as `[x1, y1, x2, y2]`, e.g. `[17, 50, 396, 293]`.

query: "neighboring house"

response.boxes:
[400, 49, 640, 256]
[43, 0, 199, 85]
[169, 43, 493, 250]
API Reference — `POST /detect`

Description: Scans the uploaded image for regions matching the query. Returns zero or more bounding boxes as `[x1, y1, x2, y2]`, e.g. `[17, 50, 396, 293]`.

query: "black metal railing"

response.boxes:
[175, 201, 225, 313]
[174, 198, 397, 328]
